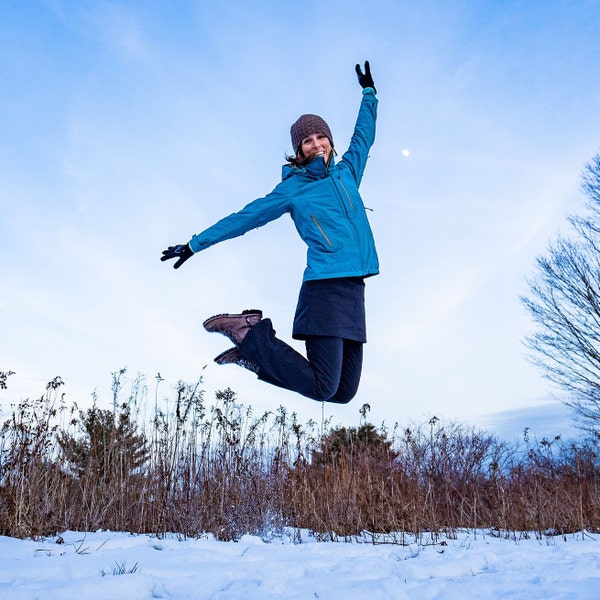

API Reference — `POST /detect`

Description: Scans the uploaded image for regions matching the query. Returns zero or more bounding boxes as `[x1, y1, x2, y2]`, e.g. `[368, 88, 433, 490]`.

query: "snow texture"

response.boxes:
[0, 529, 598, 599]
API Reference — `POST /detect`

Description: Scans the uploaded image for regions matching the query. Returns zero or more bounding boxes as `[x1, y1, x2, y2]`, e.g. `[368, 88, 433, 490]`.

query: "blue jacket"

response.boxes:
[189, 88, 379, 282]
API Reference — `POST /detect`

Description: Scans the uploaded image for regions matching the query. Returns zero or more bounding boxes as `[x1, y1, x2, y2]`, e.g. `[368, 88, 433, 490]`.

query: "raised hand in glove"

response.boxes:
[161, 243, 194, 269]
[355, 61, 376, 93]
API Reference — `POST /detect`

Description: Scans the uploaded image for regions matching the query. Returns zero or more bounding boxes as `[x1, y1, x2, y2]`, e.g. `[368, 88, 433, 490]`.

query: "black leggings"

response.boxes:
[239, 318, 363, 404]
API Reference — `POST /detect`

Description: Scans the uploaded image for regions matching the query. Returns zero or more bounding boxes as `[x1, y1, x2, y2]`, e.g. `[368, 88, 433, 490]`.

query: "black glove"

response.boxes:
[355, 61, 376, 93]
[161, 243, 194, 269]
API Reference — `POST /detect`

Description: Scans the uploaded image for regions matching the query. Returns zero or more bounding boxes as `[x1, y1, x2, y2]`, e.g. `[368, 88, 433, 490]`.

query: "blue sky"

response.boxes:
[2, 0, 599, 438]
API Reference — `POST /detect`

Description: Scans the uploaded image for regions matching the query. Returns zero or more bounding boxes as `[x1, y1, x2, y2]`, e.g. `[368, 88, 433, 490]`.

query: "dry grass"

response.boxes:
[1, 370, 599, 541]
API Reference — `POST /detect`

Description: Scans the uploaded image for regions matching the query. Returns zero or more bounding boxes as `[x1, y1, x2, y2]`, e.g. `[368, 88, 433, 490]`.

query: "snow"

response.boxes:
[1, 530, 598, 599]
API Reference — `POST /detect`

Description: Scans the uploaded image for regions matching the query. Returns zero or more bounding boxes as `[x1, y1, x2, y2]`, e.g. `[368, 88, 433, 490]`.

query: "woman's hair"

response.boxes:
[285, 149, 306, 167]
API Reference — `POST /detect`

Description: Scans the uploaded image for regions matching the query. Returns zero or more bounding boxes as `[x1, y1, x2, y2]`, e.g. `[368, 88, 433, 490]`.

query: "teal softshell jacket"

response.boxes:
[189, 88, 379, 282]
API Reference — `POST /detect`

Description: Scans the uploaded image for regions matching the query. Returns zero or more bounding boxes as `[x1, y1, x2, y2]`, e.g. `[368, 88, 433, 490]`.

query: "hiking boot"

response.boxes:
[214, 347, 259, 373]
[202, 309, 262, 346]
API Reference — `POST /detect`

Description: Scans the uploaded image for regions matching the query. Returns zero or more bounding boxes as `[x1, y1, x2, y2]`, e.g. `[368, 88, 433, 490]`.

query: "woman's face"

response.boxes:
[300, 133, 332, 164]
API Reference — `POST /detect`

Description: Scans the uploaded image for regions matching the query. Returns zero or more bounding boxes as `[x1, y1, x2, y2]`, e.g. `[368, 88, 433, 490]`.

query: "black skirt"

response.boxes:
[292, 277, 366, 343]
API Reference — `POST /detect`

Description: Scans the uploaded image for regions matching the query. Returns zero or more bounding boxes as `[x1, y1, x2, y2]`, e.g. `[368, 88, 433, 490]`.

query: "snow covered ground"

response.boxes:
[0, 529, 598, 599]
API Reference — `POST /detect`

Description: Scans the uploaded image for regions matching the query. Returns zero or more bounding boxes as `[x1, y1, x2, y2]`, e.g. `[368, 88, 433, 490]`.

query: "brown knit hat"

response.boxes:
[290, 114, 334, 154]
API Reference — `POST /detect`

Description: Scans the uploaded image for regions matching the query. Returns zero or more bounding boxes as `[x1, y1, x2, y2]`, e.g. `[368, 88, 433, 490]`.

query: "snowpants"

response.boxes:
[239, 318, 363, 404]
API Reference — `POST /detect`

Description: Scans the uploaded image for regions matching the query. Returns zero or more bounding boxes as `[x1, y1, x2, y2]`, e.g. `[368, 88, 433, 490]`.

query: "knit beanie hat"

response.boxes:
[290, 114, 334, 154]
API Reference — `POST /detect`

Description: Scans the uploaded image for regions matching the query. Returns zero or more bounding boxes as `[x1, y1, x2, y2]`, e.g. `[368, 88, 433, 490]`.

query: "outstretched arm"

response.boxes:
[160, 183, 291, 269]
[340, 61, 378, 185]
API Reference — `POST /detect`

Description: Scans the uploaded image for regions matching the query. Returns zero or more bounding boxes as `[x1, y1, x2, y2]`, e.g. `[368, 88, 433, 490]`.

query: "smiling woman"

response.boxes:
[161, 62, 380, 406]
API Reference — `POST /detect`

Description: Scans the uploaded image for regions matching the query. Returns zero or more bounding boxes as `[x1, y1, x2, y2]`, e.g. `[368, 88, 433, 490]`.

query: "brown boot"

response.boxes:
[214, 347, 259, 373]
[203, 309, 262, 346]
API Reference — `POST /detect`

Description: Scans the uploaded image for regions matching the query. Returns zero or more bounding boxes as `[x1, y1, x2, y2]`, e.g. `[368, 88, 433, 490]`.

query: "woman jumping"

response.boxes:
[161, 61, 379, 404]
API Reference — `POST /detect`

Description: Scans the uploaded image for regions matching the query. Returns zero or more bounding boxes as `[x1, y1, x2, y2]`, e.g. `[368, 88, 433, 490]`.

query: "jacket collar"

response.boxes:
[282, 155, 332, 181]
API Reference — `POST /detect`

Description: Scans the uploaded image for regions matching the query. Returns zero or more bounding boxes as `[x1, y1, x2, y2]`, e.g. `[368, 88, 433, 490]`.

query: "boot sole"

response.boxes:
[214, 347, 239, 365]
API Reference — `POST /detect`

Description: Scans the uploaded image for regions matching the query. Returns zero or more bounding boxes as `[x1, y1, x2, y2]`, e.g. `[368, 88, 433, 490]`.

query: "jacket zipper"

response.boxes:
[337, 176, 354, 210]
[311, 215, 333, 247]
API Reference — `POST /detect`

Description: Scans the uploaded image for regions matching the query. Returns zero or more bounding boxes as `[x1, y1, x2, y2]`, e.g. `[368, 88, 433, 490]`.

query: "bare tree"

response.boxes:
[522, 153, 600, 432]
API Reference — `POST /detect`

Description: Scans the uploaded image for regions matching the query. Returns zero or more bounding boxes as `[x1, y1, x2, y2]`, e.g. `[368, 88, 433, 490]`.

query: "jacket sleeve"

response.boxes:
[188, 182, 291, 253]
[339, 88, 378, 186]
